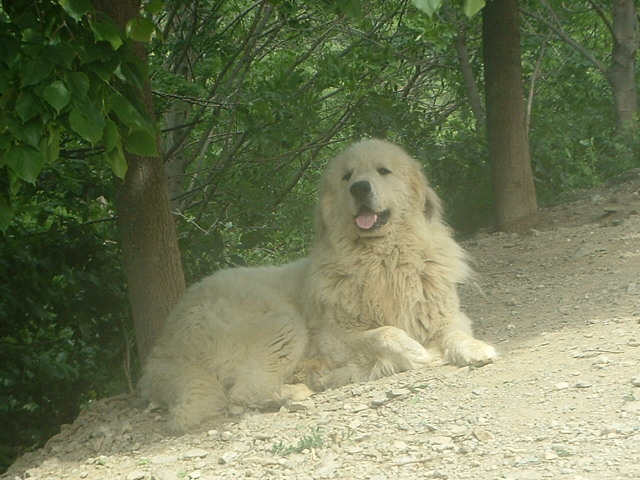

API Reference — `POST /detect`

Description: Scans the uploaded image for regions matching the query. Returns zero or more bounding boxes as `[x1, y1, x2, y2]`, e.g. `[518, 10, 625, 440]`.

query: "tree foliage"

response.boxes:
[0, 157, 130, 469]
[0, 0, 158, 230]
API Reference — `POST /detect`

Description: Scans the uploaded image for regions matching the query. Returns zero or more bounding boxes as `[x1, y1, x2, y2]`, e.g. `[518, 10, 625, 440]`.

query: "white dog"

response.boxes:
[138, 139, 496, 432]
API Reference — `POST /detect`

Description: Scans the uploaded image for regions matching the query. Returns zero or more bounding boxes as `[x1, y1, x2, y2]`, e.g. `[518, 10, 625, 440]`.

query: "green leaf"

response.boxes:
[89, 57, 120, 82]
[42, 128, 61, 164]
[69, 100, 105, 147]
[125, 128, 157, 156]
[411, 0, 443, 16]
[0, 133, 11, 155]
[15, 90, 41, 122]
[90, 20, 123, 50]
[58, 0, 92, 21]
[77, 41, 113, 63]
[64, 72, 90, 98]
[0, 38, 19, 68]
[104, 147, 128, 179]
[42, 81, 72, 113]
[125, 17, 156, 43]
[5, 115, 43, 148]
[19, 58, 53, 87]
[0, 192, 14, 231]
[103, 119, 121, 152]
[102, 119, 128, 176]
[110, 91, 150, 129]
[45, 43, 76, 68]
[464, 0, 485, 18]
[6, 144, 45, 183]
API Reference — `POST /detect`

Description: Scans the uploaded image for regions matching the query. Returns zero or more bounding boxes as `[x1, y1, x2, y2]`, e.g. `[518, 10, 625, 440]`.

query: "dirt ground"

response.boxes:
[4, 170, 640, 480]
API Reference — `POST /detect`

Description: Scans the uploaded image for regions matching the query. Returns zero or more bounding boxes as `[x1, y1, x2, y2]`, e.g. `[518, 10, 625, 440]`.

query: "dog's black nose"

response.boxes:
[350, 181, 371, 201]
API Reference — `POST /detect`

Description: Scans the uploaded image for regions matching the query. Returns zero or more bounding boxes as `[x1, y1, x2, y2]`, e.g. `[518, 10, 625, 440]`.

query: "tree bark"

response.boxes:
[607, 0, 638, 136]
[453, 29, 485, 131]
[95, 0, 186, 363]
[482, 0, 538, 233]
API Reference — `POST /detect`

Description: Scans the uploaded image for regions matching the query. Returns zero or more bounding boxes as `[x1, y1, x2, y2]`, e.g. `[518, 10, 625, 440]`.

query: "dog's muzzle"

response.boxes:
[350, 181, 390, 231]
[355, 206, 390, 230]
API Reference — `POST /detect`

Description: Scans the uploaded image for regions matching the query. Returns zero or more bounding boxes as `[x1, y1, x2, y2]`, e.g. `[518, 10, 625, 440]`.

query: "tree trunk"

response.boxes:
[482, 0, 538, 233]
[163, 4, 196, 213]
[443, 6, 485, 131]
[96, 0, 186, 363]
[607, 0, 638, 137]
[453, 29, 485, 131]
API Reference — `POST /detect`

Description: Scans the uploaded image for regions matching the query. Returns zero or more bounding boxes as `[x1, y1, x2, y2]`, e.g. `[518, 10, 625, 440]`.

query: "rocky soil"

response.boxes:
[4, 170, 640, 480]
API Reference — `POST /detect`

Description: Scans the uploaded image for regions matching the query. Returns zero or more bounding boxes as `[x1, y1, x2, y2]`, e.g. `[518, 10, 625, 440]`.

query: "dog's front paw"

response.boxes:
[373, 326, 441, 369]
[445, 338, 497, 367]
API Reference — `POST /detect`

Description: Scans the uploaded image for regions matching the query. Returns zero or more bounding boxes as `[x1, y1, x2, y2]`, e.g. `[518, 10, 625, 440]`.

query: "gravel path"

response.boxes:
[4, 172, 640, 480]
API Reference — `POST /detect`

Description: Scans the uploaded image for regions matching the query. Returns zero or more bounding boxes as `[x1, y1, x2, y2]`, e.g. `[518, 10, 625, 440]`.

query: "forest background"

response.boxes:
[0, 0, 638, 472]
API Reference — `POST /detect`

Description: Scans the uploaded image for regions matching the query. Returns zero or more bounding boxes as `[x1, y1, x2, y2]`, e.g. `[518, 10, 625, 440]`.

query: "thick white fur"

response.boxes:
[138, 139, 496, 432]
[138, 260, 313, 432]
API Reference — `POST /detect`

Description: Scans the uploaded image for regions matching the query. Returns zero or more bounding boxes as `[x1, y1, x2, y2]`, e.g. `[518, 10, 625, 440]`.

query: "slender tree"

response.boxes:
[524, 0, 638, 138]
[95, 0, 186, 362]
[603, 0, 637, 137]
[482, 0, 538, 232]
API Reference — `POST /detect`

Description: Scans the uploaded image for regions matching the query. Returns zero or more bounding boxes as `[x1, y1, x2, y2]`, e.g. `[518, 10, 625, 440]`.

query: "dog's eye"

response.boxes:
[342, 171, 352, 181]
[377, 167, 392, 176]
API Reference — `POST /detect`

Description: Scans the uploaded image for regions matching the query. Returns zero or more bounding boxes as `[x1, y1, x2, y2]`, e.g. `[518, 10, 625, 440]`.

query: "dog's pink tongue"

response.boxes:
[356, 212, 377, 229]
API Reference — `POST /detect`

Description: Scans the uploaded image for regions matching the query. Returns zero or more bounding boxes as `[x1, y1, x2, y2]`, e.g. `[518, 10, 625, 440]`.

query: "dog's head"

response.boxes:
[316, 139, 442, 242]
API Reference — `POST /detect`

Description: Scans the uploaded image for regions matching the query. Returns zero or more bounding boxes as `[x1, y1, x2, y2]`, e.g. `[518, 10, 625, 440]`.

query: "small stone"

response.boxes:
[554, 382, 570, 390]
[314, 451, 341, 478]
[516, 455, 540, 466]
[151, 455, 177, 465]
[219, 451, 238, 465]
[387, 388, 410, 398]
[370, 394, 389, 406]
[622, 401, 640, 414]
[472, 428, 494, 443]
[189, 471, 202, 479]
[288, 399, 314, 411]
[429, 436, 454, 451]
[631, 376, 640, 387]
[575, 381, 592, 389]
[348, 419, 362, 429]
[592, 355, 611, 366]
[152, 469, 178, 480]
[183, 449, 208, 459]
[350, 403, 370, 412]
[127, 471, 147, 480]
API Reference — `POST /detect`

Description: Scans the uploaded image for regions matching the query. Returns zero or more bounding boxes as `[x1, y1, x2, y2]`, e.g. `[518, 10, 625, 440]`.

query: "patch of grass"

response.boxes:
[553, 446, 572, 457]
[271, 426, 324, 456]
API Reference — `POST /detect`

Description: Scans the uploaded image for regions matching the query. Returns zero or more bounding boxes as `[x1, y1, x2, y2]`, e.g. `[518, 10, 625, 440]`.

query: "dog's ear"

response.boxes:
[313, 203, 326, 238]
[423, 181, 443, 221]
[409, 162, 443, 221]
[314, 174, 333, 239]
